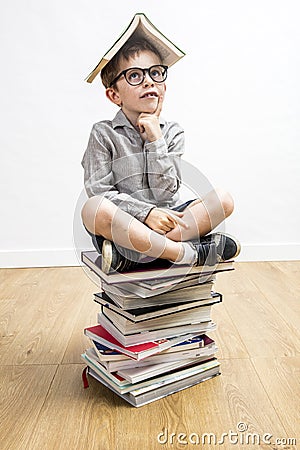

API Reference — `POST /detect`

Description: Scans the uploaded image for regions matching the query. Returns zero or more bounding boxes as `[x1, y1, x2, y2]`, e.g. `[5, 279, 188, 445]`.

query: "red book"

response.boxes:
[84, 325, 201, 361]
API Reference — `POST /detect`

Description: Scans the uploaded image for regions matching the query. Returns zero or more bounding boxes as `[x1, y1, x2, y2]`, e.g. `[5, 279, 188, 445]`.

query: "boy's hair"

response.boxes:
[101, 38, 163, 88]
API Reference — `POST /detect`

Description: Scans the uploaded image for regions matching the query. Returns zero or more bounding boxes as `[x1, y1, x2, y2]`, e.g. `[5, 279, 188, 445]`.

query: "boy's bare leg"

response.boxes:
[82, 196, 183, 262]
[81, 188, 234, 263]
[165, 188, 234, 242]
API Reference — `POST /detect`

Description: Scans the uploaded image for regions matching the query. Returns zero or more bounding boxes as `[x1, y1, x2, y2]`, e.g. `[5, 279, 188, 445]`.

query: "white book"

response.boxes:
[101, 305, 212, 335]
[98, 312, 217, 347]
[102, 274, 215, 299]
[85, 360, 221, 407]
[82, 351, 219, 395]
[81, 250, 234, 285]
[105, 346, 217, 372]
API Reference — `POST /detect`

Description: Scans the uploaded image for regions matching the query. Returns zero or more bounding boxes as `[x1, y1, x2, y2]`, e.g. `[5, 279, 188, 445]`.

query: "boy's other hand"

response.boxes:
[137, 95, 164, 142]
[145, 207, 189, 234]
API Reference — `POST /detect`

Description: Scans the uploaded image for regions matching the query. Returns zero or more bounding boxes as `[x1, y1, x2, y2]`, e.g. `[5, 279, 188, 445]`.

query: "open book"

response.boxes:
[86, 13, 185, 83]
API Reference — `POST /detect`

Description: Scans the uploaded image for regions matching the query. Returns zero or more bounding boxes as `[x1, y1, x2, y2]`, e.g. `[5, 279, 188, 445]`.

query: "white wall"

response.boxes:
[1, 0, 299, 267]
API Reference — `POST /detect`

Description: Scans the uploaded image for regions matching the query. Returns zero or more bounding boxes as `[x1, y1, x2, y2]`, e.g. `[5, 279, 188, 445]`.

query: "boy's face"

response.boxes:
[106, 50, 166, 126]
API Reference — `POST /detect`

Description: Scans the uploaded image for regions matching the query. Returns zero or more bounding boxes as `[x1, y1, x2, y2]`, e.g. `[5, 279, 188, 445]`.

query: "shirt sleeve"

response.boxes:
[144, 122, 184, 202]
[81, 125, 156, 222]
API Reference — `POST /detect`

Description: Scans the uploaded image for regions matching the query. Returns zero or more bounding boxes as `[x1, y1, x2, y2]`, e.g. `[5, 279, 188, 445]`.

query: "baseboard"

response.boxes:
[238, 243, 300, 262]
[0, 248, 91, 269]
[0, 243, 299, 268]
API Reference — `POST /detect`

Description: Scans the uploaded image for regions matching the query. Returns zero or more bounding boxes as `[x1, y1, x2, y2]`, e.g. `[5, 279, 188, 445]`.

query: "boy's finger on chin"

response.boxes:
[137, 123, 145, 134]
[155, 96, 163, 116]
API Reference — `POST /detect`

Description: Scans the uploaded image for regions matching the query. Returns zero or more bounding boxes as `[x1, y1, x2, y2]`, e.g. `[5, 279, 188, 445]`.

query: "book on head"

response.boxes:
[86, 13, 185, 83]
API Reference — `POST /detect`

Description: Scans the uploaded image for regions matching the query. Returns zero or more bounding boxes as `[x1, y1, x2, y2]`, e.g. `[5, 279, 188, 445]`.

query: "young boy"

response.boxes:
[81, 38, 240, 273]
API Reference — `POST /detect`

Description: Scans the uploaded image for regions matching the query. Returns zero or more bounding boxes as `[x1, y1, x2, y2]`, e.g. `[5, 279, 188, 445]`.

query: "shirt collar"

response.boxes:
[112, 109, 166, 130]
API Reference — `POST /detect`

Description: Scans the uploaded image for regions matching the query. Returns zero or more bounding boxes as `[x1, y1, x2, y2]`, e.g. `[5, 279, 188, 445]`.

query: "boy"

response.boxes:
[81, 38, 240, 273]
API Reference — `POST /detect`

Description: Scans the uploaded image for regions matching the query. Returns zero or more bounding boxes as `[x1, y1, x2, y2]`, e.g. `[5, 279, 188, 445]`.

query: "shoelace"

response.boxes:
[114, 245, 141, 272]
[195, 241, 218, 266]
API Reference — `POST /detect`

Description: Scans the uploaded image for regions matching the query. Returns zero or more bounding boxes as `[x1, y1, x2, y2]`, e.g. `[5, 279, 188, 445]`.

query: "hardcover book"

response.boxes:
[85, 347, 214, 383]
[84, 324, 204, 360]
[100, 304, 213, 335]
[91, 334, 210, 363]
[86, 364, 220, 407]
[102, 273, 215, 298]
[82, 351, 219, 394]
[97, 312, 217, 346]
[81, 250, 234, 285]
[83, 358, 220, 407]
[94, 291, 222, 322]
[100, 278, 215, 306]
[86, 13, 185, 83]
[98, 344, 217, 373]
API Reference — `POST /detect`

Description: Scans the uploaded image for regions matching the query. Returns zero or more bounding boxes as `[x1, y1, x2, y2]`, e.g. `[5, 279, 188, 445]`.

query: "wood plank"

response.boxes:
[0, 365, 57, 450]
[211, 301, 249, 359]
[215, 262, 259, 295]
[15, 361, 291, 450]
[252, 356, 300, 438]
[215, 263, 300, 358]
[237, 262, 300, 339]
[0, 267, 93, 365]
[23, 364, 119, 450]
[114, 359, 294, 450]
[0, 264, 298, 450]
[0, 267, 47, 293]
[272, 260, 300, 273]
[62, 291, 99, 364]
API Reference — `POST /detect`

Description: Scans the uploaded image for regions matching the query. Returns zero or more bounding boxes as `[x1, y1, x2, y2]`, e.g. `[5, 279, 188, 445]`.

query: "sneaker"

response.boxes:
[191, 232, 241, 266]
[91, 234, 105, 254]
[101, 240, 141, 274]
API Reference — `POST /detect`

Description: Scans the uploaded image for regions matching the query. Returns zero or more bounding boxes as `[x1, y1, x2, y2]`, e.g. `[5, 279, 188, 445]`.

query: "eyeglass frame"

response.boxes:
[109, 64, 168, 88]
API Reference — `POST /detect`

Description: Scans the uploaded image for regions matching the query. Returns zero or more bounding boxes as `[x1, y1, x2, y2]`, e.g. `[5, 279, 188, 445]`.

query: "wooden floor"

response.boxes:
[0, 262, 299, 450]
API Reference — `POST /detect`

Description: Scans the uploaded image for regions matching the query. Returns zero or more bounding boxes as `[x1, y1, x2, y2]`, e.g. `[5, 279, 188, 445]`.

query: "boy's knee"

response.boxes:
[216, 188, 234, 218]
[81, 196, 113, 234]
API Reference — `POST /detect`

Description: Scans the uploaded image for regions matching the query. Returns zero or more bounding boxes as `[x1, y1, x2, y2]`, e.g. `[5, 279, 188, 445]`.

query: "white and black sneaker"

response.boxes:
[101, 233, 241, 273]
[191, 232, 241, 266]
[101, 240, 142, 274]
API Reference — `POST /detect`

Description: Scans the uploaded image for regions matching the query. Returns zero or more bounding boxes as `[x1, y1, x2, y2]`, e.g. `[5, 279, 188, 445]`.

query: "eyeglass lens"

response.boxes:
[125, 65, 167, 85]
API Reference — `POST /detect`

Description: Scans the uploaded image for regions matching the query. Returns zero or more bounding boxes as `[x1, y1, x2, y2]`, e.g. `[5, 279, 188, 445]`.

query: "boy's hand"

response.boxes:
[145, 207, 189, 234]
[137, 95, 163, 142]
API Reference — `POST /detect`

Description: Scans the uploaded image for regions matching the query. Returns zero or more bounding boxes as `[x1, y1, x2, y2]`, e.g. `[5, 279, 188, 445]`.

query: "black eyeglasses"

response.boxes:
[109, 65, 168, 87]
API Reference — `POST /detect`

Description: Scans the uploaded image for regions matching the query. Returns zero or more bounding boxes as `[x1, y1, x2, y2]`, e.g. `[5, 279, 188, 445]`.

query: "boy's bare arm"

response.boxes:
[145, 208, 189, 234]
[136, 95, 164, 142]
[136, 95, 187, 233]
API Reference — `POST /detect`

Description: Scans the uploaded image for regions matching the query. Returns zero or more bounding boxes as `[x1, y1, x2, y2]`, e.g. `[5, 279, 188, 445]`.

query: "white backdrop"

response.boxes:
[0, 0, 299, 267]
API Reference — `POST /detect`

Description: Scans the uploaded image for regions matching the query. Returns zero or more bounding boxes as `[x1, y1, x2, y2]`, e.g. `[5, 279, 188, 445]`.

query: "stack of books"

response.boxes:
[81, 250, 234, 407]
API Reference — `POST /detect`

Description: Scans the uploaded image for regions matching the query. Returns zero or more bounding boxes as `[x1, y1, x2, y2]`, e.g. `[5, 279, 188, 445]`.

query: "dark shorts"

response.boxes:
[172, 199, 196, 212]
[85, 199, 196, 253]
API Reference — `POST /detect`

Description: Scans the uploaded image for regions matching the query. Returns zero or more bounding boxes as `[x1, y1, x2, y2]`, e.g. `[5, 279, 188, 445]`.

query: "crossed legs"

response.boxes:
[81, 188, 234, 263]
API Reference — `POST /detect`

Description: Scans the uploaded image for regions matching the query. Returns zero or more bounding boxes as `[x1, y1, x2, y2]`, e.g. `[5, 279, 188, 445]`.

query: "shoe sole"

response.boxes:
[101, 240, 112, 274]
[214, 232, 241, 259]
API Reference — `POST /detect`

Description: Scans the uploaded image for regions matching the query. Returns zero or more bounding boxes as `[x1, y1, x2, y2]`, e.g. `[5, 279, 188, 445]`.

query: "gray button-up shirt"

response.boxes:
[81, 109, 184, 222]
